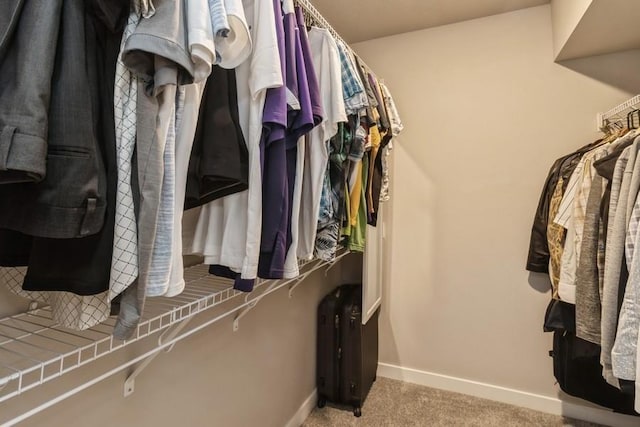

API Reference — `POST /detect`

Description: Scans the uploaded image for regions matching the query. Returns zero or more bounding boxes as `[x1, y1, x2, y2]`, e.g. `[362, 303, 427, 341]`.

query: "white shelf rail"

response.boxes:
[0, 250, 350, 425]
[597, 94, 640, 131]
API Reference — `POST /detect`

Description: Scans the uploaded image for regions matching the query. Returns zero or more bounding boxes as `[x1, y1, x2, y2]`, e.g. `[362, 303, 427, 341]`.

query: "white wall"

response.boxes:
[354, 3, 636, 420]
[552, 0, 640, 61]
[551, 0, 593, 58]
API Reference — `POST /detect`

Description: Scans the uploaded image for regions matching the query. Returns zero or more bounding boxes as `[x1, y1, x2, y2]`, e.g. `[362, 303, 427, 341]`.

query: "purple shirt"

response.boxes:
[286, 9, 314, 147]
[257, 0, 292, 279]
[295, 7, 323, 126]
[261, 0, 287, 150]
[256, 5, 323, 279]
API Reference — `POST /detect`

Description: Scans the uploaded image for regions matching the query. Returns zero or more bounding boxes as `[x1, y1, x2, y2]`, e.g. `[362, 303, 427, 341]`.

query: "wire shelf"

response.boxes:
[597, 94, 640, 130]
[0, 248, 351, 409]
[0, 264, 242, 403]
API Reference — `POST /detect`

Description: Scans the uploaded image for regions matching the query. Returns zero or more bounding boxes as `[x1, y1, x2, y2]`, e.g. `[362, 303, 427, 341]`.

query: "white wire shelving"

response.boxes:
[597, 94, 640, 130]
[0, 250, 351, 425]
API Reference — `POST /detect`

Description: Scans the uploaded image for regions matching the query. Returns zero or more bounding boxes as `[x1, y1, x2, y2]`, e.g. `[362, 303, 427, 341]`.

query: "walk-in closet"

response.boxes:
[1, 1, 640, 426]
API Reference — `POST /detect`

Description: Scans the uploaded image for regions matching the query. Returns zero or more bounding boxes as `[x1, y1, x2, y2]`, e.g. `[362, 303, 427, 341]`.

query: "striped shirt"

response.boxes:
[555, 144, 608, 303]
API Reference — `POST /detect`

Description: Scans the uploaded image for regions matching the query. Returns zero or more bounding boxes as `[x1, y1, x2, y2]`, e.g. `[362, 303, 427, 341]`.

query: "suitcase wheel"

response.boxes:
[353, 407, 362, 417]
[317, 397, 326, 408]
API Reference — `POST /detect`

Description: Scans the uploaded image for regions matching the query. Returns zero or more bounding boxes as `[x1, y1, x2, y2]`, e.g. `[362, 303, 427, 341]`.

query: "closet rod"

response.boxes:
[294, 0, 378, 78]
[597, 94, 640, 130]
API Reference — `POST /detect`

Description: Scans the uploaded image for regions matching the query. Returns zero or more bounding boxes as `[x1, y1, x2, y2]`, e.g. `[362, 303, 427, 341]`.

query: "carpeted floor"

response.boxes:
[303, 377, 603, 427]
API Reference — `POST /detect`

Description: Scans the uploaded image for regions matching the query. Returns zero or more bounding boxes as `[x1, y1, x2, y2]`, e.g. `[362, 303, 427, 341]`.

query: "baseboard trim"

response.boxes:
[378, 363, 638, 427]
[285, 389, 317, 427]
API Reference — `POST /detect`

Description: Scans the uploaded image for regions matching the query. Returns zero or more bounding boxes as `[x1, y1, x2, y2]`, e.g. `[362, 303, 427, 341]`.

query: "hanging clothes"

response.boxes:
[184, 65, 248, 210]
[297, 26, 345, 260]
[256, 0, 290, 280]
[315, 122, 350, 261]
[279, 3, 320, 280]
[0, 0, 107, 240]
[527, 125, 640, 414]
[215, 0, 251, 69]
[0, 0, 402, 341]
[149, 0, 215, 299]
[165, 83, 206, 298]
[0, 0, 63, 185]
[113, 0, 196, 339]
[187, 0, 283, 290]
[0, 0, 129, 330]
[379, 81, 403, 202]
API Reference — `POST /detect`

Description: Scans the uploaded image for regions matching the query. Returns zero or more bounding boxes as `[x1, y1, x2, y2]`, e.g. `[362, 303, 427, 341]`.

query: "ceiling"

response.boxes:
[310, 0, 550, 43]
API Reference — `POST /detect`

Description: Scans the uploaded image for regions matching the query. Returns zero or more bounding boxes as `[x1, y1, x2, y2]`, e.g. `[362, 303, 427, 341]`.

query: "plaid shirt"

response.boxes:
[336, 41, 363, 99]
[336, 40, 369, 114]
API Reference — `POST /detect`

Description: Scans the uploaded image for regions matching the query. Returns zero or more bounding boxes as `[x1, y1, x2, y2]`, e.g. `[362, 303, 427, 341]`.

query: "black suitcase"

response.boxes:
[317, 285, 355, 405]
[317, 284, 379, 417]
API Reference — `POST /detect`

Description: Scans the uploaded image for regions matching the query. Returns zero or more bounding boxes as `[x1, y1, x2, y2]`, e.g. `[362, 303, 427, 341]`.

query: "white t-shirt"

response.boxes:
[187, 0, 283, 279]
[283, 136, 306, 278]
[217, 0, 252, 69]
[187, 0, 216, 83]
[297, 27, 347, 260]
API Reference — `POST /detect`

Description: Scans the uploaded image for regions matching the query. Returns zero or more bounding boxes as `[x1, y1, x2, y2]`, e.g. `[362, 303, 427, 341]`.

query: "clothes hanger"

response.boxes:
[627, 109, 640, 130]
[283, 0, 295, 15]
[601, 118, 626, 141]
[305, 10, 314, 31]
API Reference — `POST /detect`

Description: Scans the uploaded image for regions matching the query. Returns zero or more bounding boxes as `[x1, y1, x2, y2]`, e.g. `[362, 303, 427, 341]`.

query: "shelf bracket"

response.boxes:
[324, 251, 350, 277]
[289, 258, 332, 298]
[123, 316, 195, 397]
[287, 264, 320, 298]
[287, 275, 309, 299]
[232, 279, 281, 332]
[290, 253, 349, 297]
[232, 299, 258, 332]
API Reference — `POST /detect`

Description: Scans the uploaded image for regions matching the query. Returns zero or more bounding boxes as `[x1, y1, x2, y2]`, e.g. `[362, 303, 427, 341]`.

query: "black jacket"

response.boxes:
[526, 140, 601, 273]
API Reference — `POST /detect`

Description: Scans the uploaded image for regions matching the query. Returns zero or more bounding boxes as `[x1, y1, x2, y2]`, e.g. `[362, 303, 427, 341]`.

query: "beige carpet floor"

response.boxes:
[303, 378, 604, 427]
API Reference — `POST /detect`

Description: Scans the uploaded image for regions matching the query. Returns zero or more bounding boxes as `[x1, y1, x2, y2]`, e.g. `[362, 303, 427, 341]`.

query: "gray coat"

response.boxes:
[612, 134, 640, 383]
[600, 139, 640, 386]
[0, 0, 107, 239]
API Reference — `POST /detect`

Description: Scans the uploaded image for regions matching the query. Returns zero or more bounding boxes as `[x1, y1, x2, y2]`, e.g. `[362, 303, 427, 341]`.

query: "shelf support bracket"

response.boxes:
[289, 258, 328, 298]
[232, 279, 281, 332]
[123, 316, 195, 397]
[232, 299, 258, 332]
[324, 250, 350, 277]
[287, 275, 309, 299]
[287, 264, 319, 298]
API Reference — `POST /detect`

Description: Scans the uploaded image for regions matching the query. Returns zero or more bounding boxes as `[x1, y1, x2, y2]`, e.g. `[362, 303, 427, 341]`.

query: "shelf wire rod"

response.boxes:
[0, 322, 94, 348]
[0, 345, 49, 370]
[14, 317, 113, 339]
[0, 330, 68, 358]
